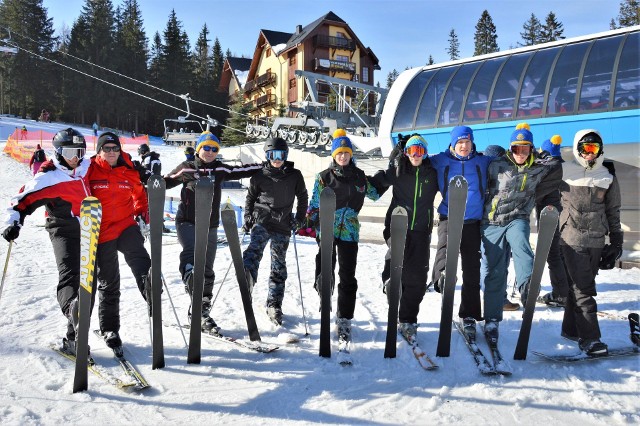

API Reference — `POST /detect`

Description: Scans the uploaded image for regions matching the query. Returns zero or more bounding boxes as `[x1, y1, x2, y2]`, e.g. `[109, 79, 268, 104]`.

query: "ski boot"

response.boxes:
[537, 292, 566, 308]
[200, 297, 221, 335]
[266, 304, 283, 326]
[484, 320, 499, 348]
[579, 338, 608, 357]
[399, 322, 417, 344]
[336, 317, 352, 344]
[462, 317, 477, 342]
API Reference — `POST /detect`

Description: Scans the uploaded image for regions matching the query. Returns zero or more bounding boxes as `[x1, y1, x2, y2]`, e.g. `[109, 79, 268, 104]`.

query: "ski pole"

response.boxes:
[162, 272, 188, 348]
[212, 233, 247, 309]
[291, 231, 310, 336]
[0, 241, 13, 303]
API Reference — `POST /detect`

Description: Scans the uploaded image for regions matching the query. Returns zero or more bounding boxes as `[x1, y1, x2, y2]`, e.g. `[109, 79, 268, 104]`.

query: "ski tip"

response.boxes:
[391, 206, 408, 216]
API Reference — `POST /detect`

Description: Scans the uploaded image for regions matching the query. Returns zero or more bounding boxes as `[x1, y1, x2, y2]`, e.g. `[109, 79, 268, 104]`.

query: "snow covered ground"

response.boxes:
[0, 119, 639, 425]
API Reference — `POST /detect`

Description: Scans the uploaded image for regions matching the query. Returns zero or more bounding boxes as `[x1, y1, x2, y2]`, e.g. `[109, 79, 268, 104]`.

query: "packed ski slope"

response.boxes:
[0, 123, 639, 425]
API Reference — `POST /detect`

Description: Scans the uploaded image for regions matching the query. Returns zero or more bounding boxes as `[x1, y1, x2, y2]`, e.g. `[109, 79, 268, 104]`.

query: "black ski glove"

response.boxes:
[599, 232, 623, 269]
[241, 218, 254, 235]
[2, 221, 21, 242]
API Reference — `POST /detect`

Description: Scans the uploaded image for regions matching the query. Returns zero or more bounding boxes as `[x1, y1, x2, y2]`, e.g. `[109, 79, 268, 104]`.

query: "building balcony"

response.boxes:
[256, 71, 276, 87]
[244, 79, 257, 93]
[313, 35, 356, 51]
[256, 93, 277, 108]
[314, 58, 356, 74]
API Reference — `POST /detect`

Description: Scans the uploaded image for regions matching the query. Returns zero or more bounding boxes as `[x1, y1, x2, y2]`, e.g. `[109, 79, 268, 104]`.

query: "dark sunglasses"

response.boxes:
[201, 145, 219, 152]
[101, 145, 121, 153]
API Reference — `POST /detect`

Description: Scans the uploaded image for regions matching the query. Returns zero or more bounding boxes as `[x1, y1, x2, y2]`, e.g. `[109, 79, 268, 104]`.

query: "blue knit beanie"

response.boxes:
[331, 129, 353, 158]
[405, 135, 428, 159]
[450, 126, 474, 148]
[484, 145, 506, 158]
[196, 131, 221, 153]
[540, 135, 562, 157]
[510, 123, 533, 146]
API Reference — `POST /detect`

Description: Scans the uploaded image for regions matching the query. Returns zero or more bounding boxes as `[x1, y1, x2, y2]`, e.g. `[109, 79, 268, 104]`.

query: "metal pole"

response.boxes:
[162, 272, 188, 348]
[291, 232, 309, 336]
[0, 241, 13, 303]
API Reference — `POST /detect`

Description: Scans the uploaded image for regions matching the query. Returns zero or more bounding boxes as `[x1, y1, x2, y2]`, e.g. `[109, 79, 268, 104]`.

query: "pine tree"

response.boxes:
[473, 10, 499, 56]
[386, 69, 399, 89]
[0, 0, 57, 119]
[610, 18, 618, 30]
[211, 38, 224, 88]
[520, 13, 542, 46]
[427, 55, 434, 65]
[614, 0, 640, 27]
[222, 93, 254, 146]
[540, 11, 564, 43]
[192, 24, 212, 107]
[446, 29, 460, 60]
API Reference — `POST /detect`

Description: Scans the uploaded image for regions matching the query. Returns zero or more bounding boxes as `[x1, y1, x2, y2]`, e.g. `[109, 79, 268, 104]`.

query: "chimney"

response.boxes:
[296, 25, 302, 34]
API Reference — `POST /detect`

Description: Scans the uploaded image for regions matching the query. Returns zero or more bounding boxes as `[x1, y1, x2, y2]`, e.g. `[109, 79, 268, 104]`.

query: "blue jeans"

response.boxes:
[481, 219, 533, 321]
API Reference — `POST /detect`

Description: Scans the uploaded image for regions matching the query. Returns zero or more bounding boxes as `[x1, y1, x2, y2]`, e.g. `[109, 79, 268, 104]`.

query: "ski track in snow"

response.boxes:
[0, 121, 639, 425]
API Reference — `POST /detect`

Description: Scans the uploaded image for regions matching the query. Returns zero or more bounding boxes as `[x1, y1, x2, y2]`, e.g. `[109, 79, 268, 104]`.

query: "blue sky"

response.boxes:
[42, 0, 621, 86]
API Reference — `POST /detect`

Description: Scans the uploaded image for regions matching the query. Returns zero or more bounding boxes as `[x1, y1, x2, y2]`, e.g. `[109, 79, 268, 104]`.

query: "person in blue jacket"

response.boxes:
[428, 126, 492, 340]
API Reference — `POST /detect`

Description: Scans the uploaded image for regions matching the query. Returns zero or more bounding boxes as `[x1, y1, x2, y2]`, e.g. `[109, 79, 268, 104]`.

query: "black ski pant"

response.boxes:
[176, 221, 218, 299]
[382, 230, 431, 324]
[546, 227, 569, 298]
[96, 225, 151, 333]
[431, 219, 483, 321]
[560, 244, 603, 341]
[50, 233, 85, 340]
[314, 239, 358, 320]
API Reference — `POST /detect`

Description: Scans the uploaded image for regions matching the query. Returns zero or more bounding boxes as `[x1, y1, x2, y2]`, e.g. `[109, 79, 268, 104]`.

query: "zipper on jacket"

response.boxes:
[411, 168, 419, 229]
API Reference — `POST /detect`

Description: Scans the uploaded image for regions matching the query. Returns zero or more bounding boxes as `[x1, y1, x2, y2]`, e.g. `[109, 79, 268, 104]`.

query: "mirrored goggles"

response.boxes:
[201, 145, 219, 152]
[578, 142, 601, 155]
[266, 149, 287, 161]
[510, 144, 531, 155]
[57, 147, 86, 159]
[101, 145, 121, 153]
[405, 145, 426, 158]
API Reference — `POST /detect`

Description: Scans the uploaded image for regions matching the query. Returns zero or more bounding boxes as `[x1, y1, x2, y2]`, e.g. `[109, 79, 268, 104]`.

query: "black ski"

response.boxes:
[188, 178, 214, 364]
[513, 205, 559, 360]
[384, 206, 408, 358]
[93, 331, 150, 389]
[74, 196, 102, 393]
[52, 345, 137, 390]
[453, 321, 495, 375]
[629, 313, 640, 346]
[436, 176, 468, 358]
[147, 175, 165, 369]
[532, 347, 639, 363]
[221, 200, 261, 342]
[319, 187, 336, 358]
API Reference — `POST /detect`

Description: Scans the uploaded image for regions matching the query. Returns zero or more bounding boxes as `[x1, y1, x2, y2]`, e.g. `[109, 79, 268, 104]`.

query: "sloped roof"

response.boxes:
[261, 29, 293, 47]
[226, 57, 252, 73]
[285, 11, 346, 48]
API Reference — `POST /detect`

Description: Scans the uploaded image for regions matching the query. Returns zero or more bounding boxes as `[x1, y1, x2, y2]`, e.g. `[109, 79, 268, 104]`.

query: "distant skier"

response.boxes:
[241, 137, 308, 325]
[92, 122, 99, 138]
[29, 144, 47, 175]
[306, 129, 380, 345]
[137, 143, 161, 185]
[20, 125, 27, 140]
[2, 128, 90, 356]
[557, 129, 623, 356]
[370, 134, 438, 343]
[184, 146, 195, 161]
[164, 132, 261, 333]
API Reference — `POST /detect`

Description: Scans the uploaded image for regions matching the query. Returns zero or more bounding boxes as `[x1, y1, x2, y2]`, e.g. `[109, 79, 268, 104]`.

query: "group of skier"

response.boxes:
[2, 121, 623, 359]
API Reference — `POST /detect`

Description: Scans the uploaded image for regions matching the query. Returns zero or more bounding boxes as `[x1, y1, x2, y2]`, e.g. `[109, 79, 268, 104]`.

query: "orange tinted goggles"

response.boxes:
[510, 144, 531, 155]
[578, 142, 600, 155]
[405, 145, 426, 158]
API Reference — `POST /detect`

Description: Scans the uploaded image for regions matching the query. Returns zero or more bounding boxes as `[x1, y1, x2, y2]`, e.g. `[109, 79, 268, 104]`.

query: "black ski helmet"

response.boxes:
[263, 137, 288, 152]
[52, 128, 86, 149]
[138, 143, 150, 155]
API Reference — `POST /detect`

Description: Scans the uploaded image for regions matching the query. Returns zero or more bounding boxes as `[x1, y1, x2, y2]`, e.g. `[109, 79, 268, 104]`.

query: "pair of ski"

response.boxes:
[434, 176, 560, 362]
[453, 321, 512, 375]
[532, 313, 640, 363]
[52, 337, 150, 391]
[187, 178, 277, 364]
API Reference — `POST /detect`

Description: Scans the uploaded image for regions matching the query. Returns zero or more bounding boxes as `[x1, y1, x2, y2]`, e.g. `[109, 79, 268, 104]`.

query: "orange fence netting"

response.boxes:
[3, 129, 149, 164]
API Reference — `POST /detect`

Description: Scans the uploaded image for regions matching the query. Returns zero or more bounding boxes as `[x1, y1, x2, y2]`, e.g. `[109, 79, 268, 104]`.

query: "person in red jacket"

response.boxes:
[85, 132, 151, 350]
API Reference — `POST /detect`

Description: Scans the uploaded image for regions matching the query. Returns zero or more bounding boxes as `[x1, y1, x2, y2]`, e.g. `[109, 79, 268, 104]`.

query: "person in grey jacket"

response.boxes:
[558, 129, 623, 357]
[480, 123, 562, 347]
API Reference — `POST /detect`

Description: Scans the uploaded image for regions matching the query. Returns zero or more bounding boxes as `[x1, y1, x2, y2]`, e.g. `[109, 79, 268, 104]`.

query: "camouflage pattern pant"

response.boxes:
[242, 224, 290, 307]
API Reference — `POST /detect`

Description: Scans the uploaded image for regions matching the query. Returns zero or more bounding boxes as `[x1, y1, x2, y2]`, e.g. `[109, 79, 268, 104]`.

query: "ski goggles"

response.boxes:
[578, 142, 601, 156]
[201, 145, 219, 152]
[100, 145, 121, 153]
[266, 149, 287, 161]
[510, 144, 531, 155]
[405, 145, 426, 158]
[57, 147, 86, 159]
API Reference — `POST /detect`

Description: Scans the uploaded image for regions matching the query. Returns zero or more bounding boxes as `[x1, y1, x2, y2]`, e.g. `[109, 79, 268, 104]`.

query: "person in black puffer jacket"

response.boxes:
[370, 135, 438, 343]
[241, 137, 308, 325]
